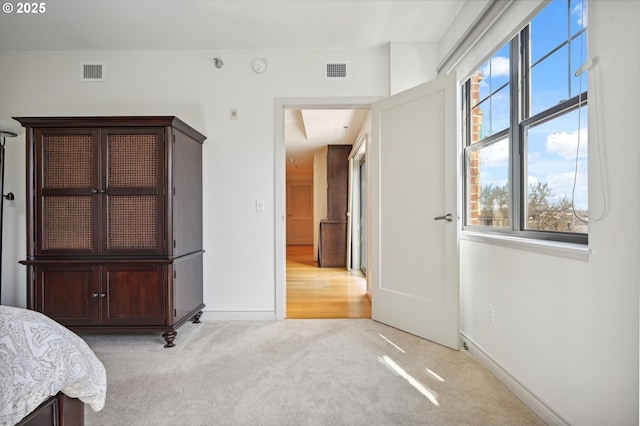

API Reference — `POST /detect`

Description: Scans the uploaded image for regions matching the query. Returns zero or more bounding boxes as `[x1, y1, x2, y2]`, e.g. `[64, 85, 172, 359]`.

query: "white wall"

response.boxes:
[0, 48, 389, 314]
[388, 42, 439, 95]
[448, 1, 639, 424]
[0, 50, 26, 307]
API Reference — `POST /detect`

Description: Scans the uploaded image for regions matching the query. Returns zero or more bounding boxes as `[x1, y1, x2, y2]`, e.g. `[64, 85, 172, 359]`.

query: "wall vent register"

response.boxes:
[325, 62, 348, 80]
[81, 63, 105, 81]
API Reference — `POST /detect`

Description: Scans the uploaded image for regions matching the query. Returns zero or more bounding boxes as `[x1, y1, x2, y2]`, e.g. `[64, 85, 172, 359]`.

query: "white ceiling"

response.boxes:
[0, 0, 465, 177]
[285, 108, 368, 176]
[0, 1, 464, 51]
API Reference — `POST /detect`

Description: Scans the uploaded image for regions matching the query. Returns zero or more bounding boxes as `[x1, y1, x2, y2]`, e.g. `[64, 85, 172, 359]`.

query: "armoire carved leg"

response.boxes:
[192, 310, 203, 324]
[162, 330, 177, 348]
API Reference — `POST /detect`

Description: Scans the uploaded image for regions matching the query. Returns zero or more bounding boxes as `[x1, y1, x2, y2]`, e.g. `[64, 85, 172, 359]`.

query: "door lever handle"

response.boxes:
[434, 213, 454, 222]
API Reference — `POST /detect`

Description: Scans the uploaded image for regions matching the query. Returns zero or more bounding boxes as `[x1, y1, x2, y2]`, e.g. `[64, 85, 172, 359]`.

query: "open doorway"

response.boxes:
[285, 244, 369, 318]
[277, 100, 374, 319]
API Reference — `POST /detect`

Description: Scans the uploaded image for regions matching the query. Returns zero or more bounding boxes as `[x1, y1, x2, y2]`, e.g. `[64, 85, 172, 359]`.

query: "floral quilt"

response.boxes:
[0, 305, 106, 425]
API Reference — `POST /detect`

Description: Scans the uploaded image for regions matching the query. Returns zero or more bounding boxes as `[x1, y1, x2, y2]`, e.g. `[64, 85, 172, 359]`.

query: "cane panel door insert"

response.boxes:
[103, 128, 165, 254]
[35, 127, 165, 255]
[36, 129, 100, 255]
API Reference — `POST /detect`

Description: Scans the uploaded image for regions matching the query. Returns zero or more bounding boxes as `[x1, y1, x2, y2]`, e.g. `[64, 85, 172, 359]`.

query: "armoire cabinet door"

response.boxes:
[102, 128, 165, 255]
[34, 127, 166, 256]
[35, 129, 101, 255]
[102, 263, 166, 326]
[33, 264, 101, 326]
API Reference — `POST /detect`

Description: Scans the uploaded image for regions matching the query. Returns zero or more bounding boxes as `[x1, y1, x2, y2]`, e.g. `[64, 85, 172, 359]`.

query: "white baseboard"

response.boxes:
[201, 311, 277, 321]
[459, 331, 570, 426]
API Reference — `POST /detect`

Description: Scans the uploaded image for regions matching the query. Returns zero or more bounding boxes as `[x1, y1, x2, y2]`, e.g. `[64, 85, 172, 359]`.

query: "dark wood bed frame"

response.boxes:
[15, 392, 84, 426]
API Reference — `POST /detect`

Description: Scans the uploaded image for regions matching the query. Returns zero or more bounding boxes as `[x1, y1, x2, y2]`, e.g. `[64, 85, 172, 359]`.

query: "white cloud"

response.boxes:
[548, 171, 587, 195]
[548, 171, 588, 209]
[546, 128, 588, 160]
[481, 56, 510, 78]
[572, 2, 587, 27]
[480, 138, 509, 168]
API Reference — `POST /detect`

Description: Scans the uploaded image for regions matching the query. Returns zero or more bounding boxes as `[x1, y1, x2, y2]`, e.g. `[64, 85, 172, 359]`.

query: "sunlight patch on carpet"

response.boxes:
[377, 333, 405, 353]
[380, 355, 440, 407]
[426, 368, 446, 382]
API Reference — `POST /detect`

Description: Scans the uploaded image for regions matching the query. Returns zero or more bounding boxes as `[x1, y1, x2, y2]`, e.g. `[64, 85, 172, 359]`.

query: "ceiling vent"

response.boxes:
[324, 61, 348, 80]
[81, 63, 105, 81]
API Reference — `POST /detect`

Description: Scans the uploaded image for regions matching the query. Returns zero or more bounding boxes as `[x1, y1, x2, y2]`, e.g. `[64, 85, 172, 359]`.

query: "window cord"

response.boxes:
[571, 0, 606, 224]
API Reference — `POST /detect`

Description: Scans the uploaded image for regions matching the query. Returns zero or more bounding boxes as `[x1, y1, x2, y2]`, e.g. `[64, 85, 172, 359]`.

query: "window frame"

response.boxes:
[461, 1, 588, 245]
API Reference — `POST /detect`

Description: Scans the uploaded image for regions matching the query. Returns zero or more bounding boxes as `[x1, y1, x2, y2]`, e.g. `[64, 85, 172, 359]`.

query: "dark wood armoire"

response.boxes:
[14, 116, 206, 347]
[318, 144, 351, 267]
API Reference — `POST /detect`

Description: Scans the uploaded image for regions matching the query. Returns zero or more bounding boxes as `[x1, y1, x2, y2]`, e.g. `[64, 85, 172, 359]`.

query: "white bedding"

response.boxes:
[0, 305, 107, 426]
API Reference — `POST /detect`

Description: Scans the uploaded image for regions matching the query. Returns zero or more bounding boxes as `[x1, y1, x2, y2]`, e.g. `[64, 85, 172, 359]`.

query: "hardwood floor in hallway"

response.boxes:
[286, 245, 371, 319]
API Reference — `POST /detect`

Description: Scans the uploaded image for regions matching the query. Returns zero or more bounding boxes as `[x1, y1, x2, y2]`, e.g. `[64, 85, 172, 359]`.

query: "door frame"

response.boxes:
[274, 97, 380, 320]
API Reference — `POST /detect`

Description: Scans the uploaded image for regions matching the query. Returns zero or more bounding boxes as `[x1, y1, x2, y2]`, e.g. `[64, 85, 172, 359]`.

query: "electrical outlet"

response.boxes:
[486, 303, 495, 324]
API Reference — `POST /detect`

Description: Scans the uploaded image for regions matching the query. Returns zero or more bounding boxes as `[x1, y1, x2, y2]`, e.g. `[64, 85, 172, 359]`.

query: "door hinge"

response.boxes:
[173, 187, 176, 196]
[173, 240, 176, 249]
[173, 270, 177, 279]
[174, 308, 177, 317]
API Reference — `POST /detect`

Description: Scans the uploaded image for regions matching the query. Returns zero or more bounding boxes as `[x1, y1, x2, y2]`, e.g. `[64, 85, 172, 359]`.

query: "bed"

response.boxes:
[0, 305, 106, 426]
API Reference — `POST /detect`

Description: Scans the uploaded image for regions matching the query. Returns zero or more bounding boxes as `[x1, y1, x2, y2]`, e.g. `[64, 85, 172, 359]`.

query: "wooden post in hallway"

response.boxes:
[286, 245, 371, 319]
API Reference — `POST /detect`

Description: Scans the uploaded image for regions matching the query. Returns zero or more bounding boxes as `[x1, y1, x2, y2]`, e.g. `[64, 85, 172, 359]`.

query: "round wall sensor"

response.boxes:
[252, 59, 267, 73]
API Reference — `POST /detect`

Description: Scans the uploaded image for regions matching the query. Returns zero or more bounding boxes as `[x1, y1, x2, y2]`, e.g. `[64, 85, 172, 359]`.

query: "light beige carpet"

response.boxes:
[83, 319, 542, 426]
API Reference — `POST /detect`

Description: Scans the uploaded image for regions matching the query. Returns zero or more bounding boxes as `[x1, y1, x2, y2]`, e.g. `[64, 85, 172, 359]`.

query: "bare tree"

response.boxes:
[527, 182, 573, 231]
[477, 181, 583, 232]
[479, 183, 509, 227]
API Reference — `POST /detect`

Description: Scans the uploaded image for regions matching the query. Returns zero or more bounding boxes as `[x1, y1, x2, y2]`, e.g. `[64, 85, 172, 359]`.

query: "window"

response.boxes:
[462, 0, 588, 244]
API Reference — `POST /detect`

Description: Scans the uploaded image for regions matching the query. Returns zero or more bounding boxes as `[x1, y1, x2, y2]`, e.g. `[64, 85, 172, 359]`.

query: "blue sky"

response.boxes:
[474, 0, 589, 211]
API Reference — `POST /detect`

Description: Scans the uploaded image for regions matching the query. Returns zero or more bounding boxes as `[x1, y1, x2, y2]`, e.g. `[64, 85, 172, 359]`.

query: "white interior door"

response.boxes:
[287, 182, 313, 245]
[370, 73, 459, 350]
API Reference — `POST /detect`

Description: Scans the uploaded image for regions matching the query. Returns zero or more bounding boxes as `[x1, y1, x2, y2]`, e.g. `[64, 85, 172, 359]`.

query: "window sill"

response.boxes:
[460, 231, 591, 261]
